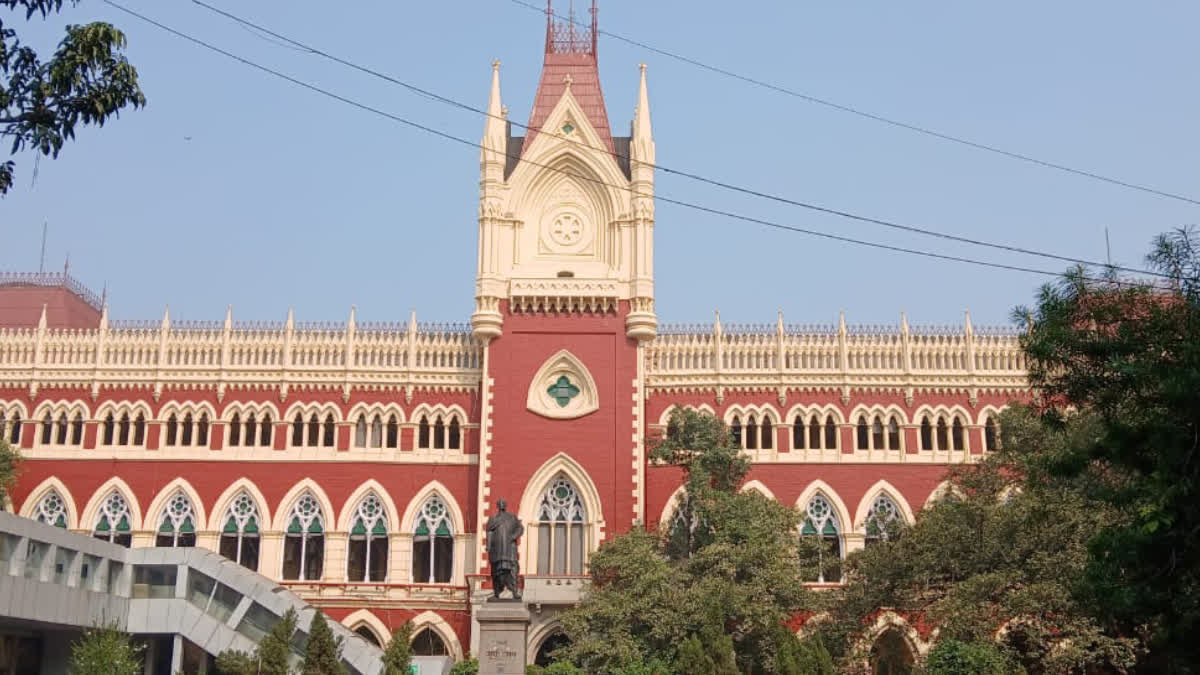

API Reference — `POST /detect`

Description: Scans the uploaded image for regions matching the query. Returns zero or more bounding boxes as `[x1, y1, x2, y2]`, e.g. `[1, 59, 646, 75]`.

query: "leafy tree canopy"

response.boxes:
[554, 407, 820, 674]
[1, 0, 145, 194]
[381, 622, 414, 675]
[817, 406, 1139, 674]
[301, 610, 346, 675]
[218, 607, 296, 675]
[0, 435, 20, 506]
[68, 623, 142, 675]
[1012, 226, 1200, 671]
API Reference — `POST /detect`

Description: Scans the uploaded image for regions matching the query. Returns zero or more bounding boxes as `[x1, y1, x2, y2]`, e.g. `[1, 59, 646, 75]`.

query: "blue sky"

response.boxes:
[2, 1, 1196, 327]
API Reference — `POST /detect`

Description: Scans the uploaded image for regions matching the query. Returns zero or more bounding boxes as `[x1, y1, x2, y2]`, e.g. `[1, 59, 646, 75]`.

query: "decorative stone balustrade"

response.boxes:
[0, 308, 483, 399]
[648, 312, 1028, 404]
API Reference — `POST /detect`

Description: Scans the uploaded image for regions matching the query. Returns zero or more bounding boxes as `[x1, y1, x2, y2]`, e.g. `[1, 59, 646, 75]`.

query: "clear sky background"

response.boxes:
[2, 1, 1197, 328]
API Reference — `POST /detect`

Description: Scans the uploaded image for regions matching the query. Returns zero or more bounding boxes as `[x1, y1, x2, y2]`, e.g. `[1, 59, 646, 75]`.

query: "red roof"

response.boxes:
[523, 9, 614, 156]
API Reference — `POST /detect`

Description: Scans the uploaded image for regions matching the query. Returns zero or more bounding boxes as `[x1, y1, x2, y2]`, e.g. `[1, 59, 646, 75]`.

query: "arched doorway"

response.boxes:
[412, 627, 449, 656]
[534, 632, 570, 667]
[871, 628, 915, 675]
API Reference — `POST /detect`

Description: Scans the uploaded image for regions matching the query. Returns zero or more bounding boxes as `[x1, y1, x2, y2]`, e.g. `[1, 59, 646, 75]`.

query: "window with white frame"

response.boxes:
[34, 490, 68, 528]
[984, 415, 999, 452]
[102, 411, 145, 447]
[155, 491, 197, 547]
[730, 412, 774, 451]
[40, 411, 82, 446]
[856, 414, 902, 451]
[800, 494, 841, 583]
[219, 491, 261, 571]
[864, 494, 903, 546]
[164, 411, 210, 448]
[536, 476, 588, 575]
[290, 412, 336, 448]
[93, 491, 133, 547]
[412, 495, 454, 583]
[281, 493, 324, 580]
[346, 493, 389, 582]
[792, 413, 839, 451]
[0, 408, 22, 444]
[228, 412, 273, 448]
[416, 413, 462, 450]
[919, 413, 968, 451]
[354, 413, 399, 449]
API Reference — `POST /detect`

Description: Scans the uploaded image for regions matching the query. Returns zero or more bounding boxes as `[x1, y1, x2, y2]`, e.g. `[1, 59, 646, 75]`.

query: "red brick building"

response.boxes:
[0, 6, 1028, 667]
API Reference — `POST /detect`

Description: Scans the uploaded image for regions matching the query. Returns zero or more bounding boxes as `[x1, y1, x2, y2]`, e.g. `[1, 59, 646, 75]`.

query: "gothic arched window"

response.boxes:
[370, 415, 382, 448]
[887, 416, 901, 450]
[133, 413, 145, 446]
[792, 415, 806, 450]
[34, 490, 68, 528]
[102, 413, 115, 445]
[94, 491, 133, 548]
[219, 491, 261, 571]
[824, 415, 838, 449]
[872, 416, 885, 450]
[856, 415, 869, 449]
[951, 418, 965, 451]
[155, 492, 197, 547]
[730, 415, 742, 448]
[386, 415, 399, 448]
[292, 414, 304, 446]
[745, 415, 758, 450]
[347, 493, 388, 583]
[56, 413, 68, 445]
[413, 495, 453, 583]
[761, 416, 773, 449]
[117, 413, 131, 445]
[864, 494, 903, 546]
[808, 415, 821, 449]
[920, 417, 933, 451]
[354, 415, 367, 448]
[322, 414, 335, 447]
[411, 629, 448, 656]
[536, 476, 587, 575]
[40, 413, 52, 444]
[433, 417, 446, 450]
[418, 416, 430, 448]
[984, 416, 999, 452]
[448, 417, 461, 450]
[259, 414, 273, 447]
[936, 418, 949, 451]
[282, 493, 324, 581]
[229, 413, 242, 446]
[801, 494, 841, 583]
[306, 414, 319, 447]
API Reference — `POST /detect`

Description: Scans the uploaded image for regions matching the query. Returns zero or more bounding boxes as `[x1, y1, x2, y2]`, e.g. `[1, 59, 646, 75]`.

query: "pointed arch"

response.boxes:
[655, 403, 715, 427]
[145, 478, 208, 532]
[407, 610, 464, 661]
[80, 476, 143, 533]
[210, 478, 272, 534]
[853, 480, 916, 529]
[336, 479, 401, 532]
[923, 480, 963, 510]
[860, 610, 929, 659]
[794, 480, 852, 531]
[346, 401, 407, 424]
[656, 484, 688, 530]
[740, 480, 777, 501]
[340, 609, 391, 647]
[19, 476, 79, 529]
[400, 480, 466, 534]
[270, 479, 335, 531]
[526, 350, 600, 420]
[517, 453, 605, 534]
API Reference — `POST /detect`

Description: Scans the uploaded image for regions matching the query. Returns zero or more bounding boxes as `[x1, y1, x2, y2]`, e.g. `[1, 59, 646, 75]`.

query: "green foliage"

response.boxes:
[555, 407, 816, 673]
[526, 663, 585, 675]
[817, 407, 1138, 673]
[448, 658, 478, 675]
[0, 436, 20, 506]
[772, 629, 834, 675]
[924, 639, 1011, 675]
[302, 610, 346, 675]
[217, 607, 296, 675]
[381, 622, 414, 675]
[1, 0, 145, 194]
[68, 623, 142, 675]
[1015, 226, 1200, 671]
[213, 649, 255, 675]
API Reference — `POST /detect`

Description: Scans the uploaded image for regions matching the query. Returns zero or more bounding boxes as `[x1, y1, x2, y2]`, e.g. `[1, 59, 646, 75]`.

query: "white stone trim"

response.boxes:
[525, 350, 600, 420]
[209, 479, 272, 534]
[80, 476, 143, 533]
[335, 480, 400, 533]
[740, 480, 776, 501]
[853, 480, 915, 530]
[516, 452, 606, 569]
[18, 476, 80, 529]
[145, 478, 209, 532]
[409, 610, 464, 661]
[341, 609, 391, 647]
[270, 479, 335, 532]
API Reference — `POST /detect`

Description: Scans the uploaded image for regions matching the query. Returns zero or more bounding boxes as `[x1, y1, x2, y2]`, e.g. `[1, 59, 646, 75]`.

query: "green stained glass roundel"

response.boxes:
[547, 376, 580, 408]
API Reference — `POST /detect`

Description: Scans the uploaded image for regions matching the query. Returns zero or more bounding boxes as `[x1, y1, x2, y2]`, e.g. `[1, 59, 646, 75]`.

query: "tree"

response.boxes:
[924, 639, 1010, 675]
[381, 622, 414, 675]
[448, 658, 478, 675]
[554, 407, 818, 673]
[0, 435, 20, 507]
[817, 406, 1139, 674]
[68, 623, 142, 675]
[302, 610, 346, 675]
[1017, 227, 1200, 671]
[217, 607, 296, 675]
[1, 0, 145, 194]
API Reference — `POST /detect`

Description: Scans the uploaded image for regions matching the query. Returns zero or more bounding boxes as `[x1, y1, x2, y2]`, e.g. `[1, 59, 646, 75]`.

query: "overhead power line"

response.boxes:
[184, 0, 1171, 281]
[100, 0, 1155, 287]
[506, 0, 1200, 208]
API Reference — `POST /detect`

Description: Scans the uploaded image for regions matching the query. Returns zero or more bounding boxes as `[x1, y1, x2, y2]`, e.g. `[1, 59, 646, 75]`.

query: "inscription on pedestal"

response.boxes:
[477, 601, 531, 675]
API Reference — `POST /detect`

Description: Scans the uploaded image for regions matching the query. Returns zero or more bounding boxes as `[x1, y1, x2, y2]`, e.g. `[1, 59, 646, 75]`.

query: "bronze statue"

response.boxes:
[486, 499, 524, 600]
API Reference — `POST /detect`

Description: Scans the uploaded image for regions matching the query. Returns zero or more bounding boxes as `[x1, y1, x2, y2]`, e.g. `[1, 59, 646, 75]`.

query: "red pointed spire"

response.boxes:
[524, 0, 613, 155]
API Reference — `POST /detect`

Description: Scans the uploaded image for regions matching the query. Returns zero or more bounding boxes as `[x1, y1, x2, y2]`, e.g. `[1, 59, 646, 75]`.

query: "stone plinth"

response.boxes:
[476, 599, 530, 675]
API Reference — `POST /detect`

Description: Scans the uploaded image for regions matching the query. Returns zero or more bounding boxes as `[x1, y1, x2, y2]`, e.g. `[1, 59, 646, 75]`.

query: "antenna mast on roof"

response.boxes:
[38, 221, 47, 273]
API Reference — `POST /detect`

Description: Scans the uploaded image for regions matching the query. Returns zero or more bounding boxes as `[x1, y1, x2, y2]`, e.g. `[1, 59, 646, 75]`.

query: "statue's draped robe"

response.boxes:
[486, 511, 524, 572]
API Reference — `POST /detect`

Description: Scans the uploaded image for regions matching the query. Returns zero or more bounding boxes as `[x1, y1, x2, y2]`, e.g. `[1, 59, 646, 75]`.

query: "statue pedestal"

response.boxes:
[476, 599, 530, 675]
